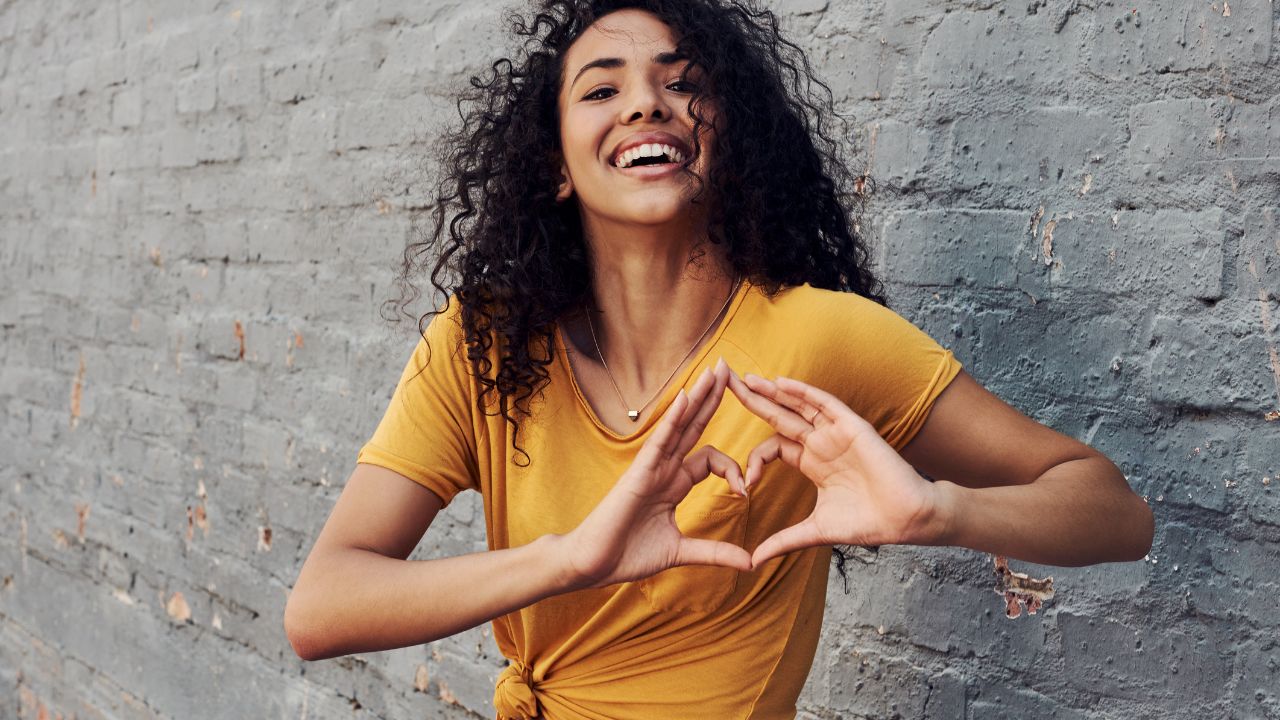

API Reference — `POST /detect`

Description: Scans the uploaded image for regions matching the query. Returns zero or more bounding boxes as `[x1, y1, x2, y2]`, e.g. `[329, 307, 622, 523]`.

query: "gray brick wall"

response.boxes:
[1, 1, 1276, 719]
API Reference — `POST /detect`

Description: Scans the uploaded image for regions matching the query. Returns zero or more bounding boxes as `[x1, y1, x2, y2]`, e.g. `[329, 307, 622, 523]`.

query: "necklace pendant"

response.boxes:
[627, 410, 640, 421]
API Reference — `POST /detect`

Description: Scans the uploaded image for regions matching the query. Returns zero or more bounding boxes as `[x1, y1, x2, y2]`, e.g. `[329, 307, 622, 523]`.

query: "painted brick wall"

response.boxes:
[1, 1, 1277, 719]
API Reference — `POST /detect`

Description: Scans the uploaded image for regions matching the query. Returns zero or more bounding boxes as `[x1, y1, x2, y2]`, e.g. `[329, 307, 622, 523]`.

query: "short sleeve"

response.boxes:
[356, 303, 480, 506]
[828, 298, 963, 451]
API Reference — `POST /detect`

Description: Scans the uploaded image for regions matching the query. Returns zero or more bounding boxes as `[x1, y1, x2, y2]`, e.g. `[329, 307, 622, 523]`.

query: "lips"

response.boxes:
[608, 131, 693, 167]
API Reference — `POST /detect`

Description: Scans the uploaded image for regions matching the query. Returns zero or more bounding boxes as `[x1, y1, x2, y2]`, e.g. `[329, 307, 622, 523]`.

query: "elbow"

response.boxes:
[284, 592, 323, 662]
[1121, 492, 1155, 563]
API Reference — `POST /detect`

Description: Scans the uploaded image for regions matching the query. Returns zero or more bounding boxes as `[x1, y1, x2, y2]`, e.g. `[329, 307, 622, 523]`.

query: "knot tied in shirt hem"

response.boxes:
[494, 659, 540, 720]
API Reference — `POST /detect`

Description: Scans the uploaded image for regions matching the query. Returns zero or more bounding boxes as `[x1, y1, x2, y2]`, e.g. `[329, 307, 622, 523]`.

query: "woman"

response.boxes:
[284, 2, 1154, 718]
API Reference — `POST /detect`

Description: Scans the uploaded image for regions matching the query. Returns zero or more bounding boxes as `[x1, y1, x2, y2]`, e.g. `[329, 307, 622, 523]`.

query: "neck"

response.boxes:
[575, 214, 737, 396]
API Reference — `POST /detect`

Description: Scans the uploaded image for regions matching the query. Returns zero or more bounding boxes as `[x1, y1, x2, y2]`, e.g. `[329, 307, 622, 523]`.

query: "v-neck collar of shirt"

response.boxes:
[553, 278, 755, 443]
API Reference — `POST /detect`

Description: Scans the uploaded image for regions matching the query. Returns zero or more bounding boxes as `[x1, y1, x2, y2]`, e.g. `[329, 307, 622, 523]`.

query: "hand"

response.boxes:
[560, 359, 753, 591]
[728, 370, 945, 569]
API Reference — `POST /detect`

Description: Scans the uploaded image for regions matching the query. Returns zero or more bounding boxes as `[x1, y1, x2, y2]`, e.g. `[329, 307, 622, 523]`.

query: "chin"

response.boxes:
[614, 194, 702, 225]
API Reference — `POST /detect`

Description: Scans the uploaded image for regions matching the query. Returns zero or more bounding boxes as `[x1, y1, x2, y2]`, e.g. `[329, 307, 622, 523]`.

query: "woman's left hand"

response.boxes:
[728, 370, 948, 569]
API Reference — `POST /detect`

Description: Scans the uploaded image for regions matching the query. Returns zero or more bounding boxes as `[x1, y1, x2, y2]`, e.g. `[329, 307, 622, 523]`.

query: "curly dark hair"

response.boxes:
[384, 0, 884, 575]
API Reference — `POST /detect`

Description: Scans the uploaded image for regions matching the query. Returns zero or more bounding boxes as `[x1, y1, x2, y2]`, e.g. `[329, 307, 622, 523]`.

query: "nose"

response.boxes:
[620, 83, 671, 124]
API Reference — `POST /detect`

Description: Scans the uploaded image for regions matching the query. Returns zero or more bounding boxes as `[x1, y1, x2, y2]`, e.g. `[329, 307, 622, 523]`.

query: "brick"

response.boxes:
[883, 209, 1048, 295]
[175, 71, 217, 115]
[820, 38, 902, 103]
[317, 39, 388, 95]
[923, 669, 966, 720]
[245, 215, 308, 264]
[1205, 537, 1280, 610]
[1087, 1, 1273, 75]
[1122, 411, 1238, 513]
[195, 114, 245, 163]
[1149, 309, 1278, 413]
[0, 5, 14, 39]
[211, 363, 257, 412]
[923, 11, 1081, 90]
[63, 57, 96, 96]
[111, 87, 144, 128]
[970, 308, 1138, 403]
[1157, 523, 1248, 624]
[94, 49, 128, 88]
[216, 62, 262, 109]
[827, 644, 932, 719]
[969, 686, 1088, 720]
[1128, 99, 1224, 182]
[1058, 612, 1231, 702]
[159, 123, 198, 168]
[866, 119, 931, 189]
[1239, 207, 1280, 302]
[1048, 208, 1225, 301]
[949, 107, 1114, 191]
[160, 30, 201, 72]
[1240, 423, 1280, 529]
[96, 133, 160, 173]
[1232, 639, 1280, 716]
[241, 417, 294, 471]
[286, 101, 338, 155]
[336, 94, 437, 151]
[825, 550, 1048, 673]
[417, 3, 516, 93]
[264, 59, 319, 105]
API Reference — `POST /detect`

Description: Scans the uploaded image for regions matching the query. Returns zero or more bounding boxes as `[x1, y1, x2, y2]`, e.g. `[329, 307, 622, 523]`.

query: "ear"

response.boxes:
[555, 159, 574, 203]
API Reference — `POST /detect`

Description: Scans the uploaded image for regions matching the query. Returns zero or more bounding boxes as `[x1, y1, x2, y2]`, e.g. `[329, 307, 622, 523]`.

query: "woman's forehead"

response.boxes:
[564, 9, 681, 71]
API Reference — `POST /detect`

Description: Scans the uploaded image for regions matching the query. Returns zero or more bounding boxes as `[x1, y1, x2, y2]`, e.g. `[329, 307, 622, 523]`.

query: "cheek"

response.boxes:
[559, 115, 605, 172]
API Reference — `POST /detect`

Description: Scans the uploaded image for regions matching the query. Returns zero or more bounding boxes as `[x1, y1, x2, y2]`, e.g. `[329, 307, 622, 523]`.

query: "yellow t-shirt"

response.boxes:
[356, 280, 962, 720]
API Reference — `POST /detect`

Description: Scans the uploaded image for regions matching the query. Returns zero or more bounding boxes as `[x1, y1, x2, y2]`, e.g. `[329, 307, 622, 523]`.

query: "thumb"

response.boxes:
[674, 537, 753, 572]
[745, 433, 805, 489]
[750, 517, 826, 569]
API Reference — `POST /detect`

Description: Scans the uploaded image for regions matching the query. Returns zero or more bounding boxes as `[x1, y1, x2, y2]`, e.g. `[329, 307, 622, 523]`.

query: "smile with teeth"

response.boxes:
[614, 143, 687, 169]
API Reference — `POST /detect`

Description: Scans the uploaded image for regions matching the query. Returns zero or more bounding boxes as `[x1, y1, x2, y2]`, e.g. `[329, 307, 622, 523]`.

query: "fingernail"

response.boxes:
[715, 356, 726, 371]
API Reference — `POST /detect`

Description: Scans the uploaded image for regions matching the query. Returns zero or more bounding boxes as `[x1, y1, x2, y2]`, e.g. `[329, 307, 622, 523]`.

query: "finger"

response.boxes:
[773, 375, 872, 431]
[640, 389, 689, 466]
[682, 444, 746, 497]
[727, 369, 812, 442]
[675, 360, 730, 458]
[676, 366, 716, 426]
[750, 518, 826, 569]
[674, 537, 753, 572]
[772, 384, 823, 425]
[744, 433, 804, 489]
[742, 373, 812, 420]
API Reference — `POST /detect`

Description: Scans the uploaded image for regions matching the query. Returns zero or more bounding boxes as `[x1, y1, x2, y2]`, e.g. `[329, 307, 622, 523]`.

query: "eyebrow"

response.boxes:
[570, 51, 687, 89]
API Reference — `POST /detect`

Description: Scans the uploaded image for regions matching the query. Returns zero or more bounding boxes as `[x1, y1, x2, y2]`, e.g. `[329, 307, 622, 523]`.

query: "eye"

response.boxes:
[667, 80, 699, 93]
[582, 87, 616, 101]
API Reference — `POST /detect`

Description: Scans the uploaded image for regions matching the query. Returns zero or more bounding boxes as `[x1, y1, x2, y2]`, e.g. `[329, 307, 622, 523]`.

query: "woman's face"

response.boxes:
[555, 9, 714, 229]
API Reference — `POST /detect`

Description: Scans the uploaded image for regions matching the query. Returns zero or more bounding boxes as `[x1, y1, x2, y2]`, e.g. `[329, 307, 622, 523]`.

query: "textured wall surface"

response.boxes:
[1, 1, 1278, 719]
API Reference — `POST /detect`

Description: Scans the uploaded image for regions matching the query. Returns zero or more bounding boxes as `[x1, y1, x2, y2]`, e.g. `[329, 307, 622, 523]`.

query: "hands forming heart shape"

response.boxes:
[560, 357, 946, 592]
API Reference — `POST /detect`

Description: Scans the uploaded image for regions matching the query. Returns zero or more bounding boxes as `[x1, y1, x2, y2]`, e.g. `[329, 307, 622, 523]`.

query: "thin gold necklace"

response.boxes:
[585, 275, 742, 422]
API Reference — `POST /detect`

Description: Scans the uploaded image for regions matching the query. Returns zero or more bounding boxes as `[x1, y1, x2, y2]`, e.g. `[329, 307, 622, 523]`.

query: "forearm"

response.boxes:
[286, 534, 574, 661]
[927, 457, 1154, 567]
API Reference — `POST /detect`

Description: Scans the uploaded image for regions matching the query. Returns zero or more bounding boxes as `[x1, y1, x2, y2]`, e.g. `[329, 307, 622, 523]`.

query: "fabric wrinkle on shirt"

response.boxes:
[357, 280, 963, 720]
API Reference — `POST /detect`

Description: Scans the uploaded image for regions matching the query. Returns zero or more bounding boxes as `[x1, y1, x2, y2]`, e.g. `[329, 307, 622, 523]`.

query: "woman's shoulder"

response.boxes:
[744, 281, 899, 335]
[736, 281, 945, 362]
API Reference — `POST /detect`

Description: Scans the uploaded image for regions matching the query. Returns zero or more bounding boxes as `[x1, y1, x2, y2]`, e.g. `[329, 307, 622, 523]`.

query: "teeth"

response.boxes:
[615, 142, 688, 168]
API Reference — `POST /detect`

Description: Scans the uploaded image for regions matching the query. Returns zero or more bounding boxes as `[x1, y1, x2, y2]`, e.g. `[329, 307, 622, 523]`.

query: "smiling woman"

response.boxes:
[283, 2, 1154, 719]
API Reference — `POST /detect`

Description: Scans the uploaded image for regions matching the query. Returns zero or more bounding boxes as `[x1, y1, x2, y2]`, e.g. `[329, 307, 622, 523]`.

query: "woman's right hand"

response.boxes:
[558, 358, 753, 592]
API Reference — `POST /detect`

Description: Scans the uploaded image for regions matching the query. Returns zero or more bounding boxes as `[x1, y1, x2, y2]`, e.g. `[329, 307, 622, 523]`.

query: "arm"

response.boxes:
[285, 362, 751, 661]
[728, 369, 1153, 568]
[283, 464, 574, 661]
[900, 370, 1154, 567]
